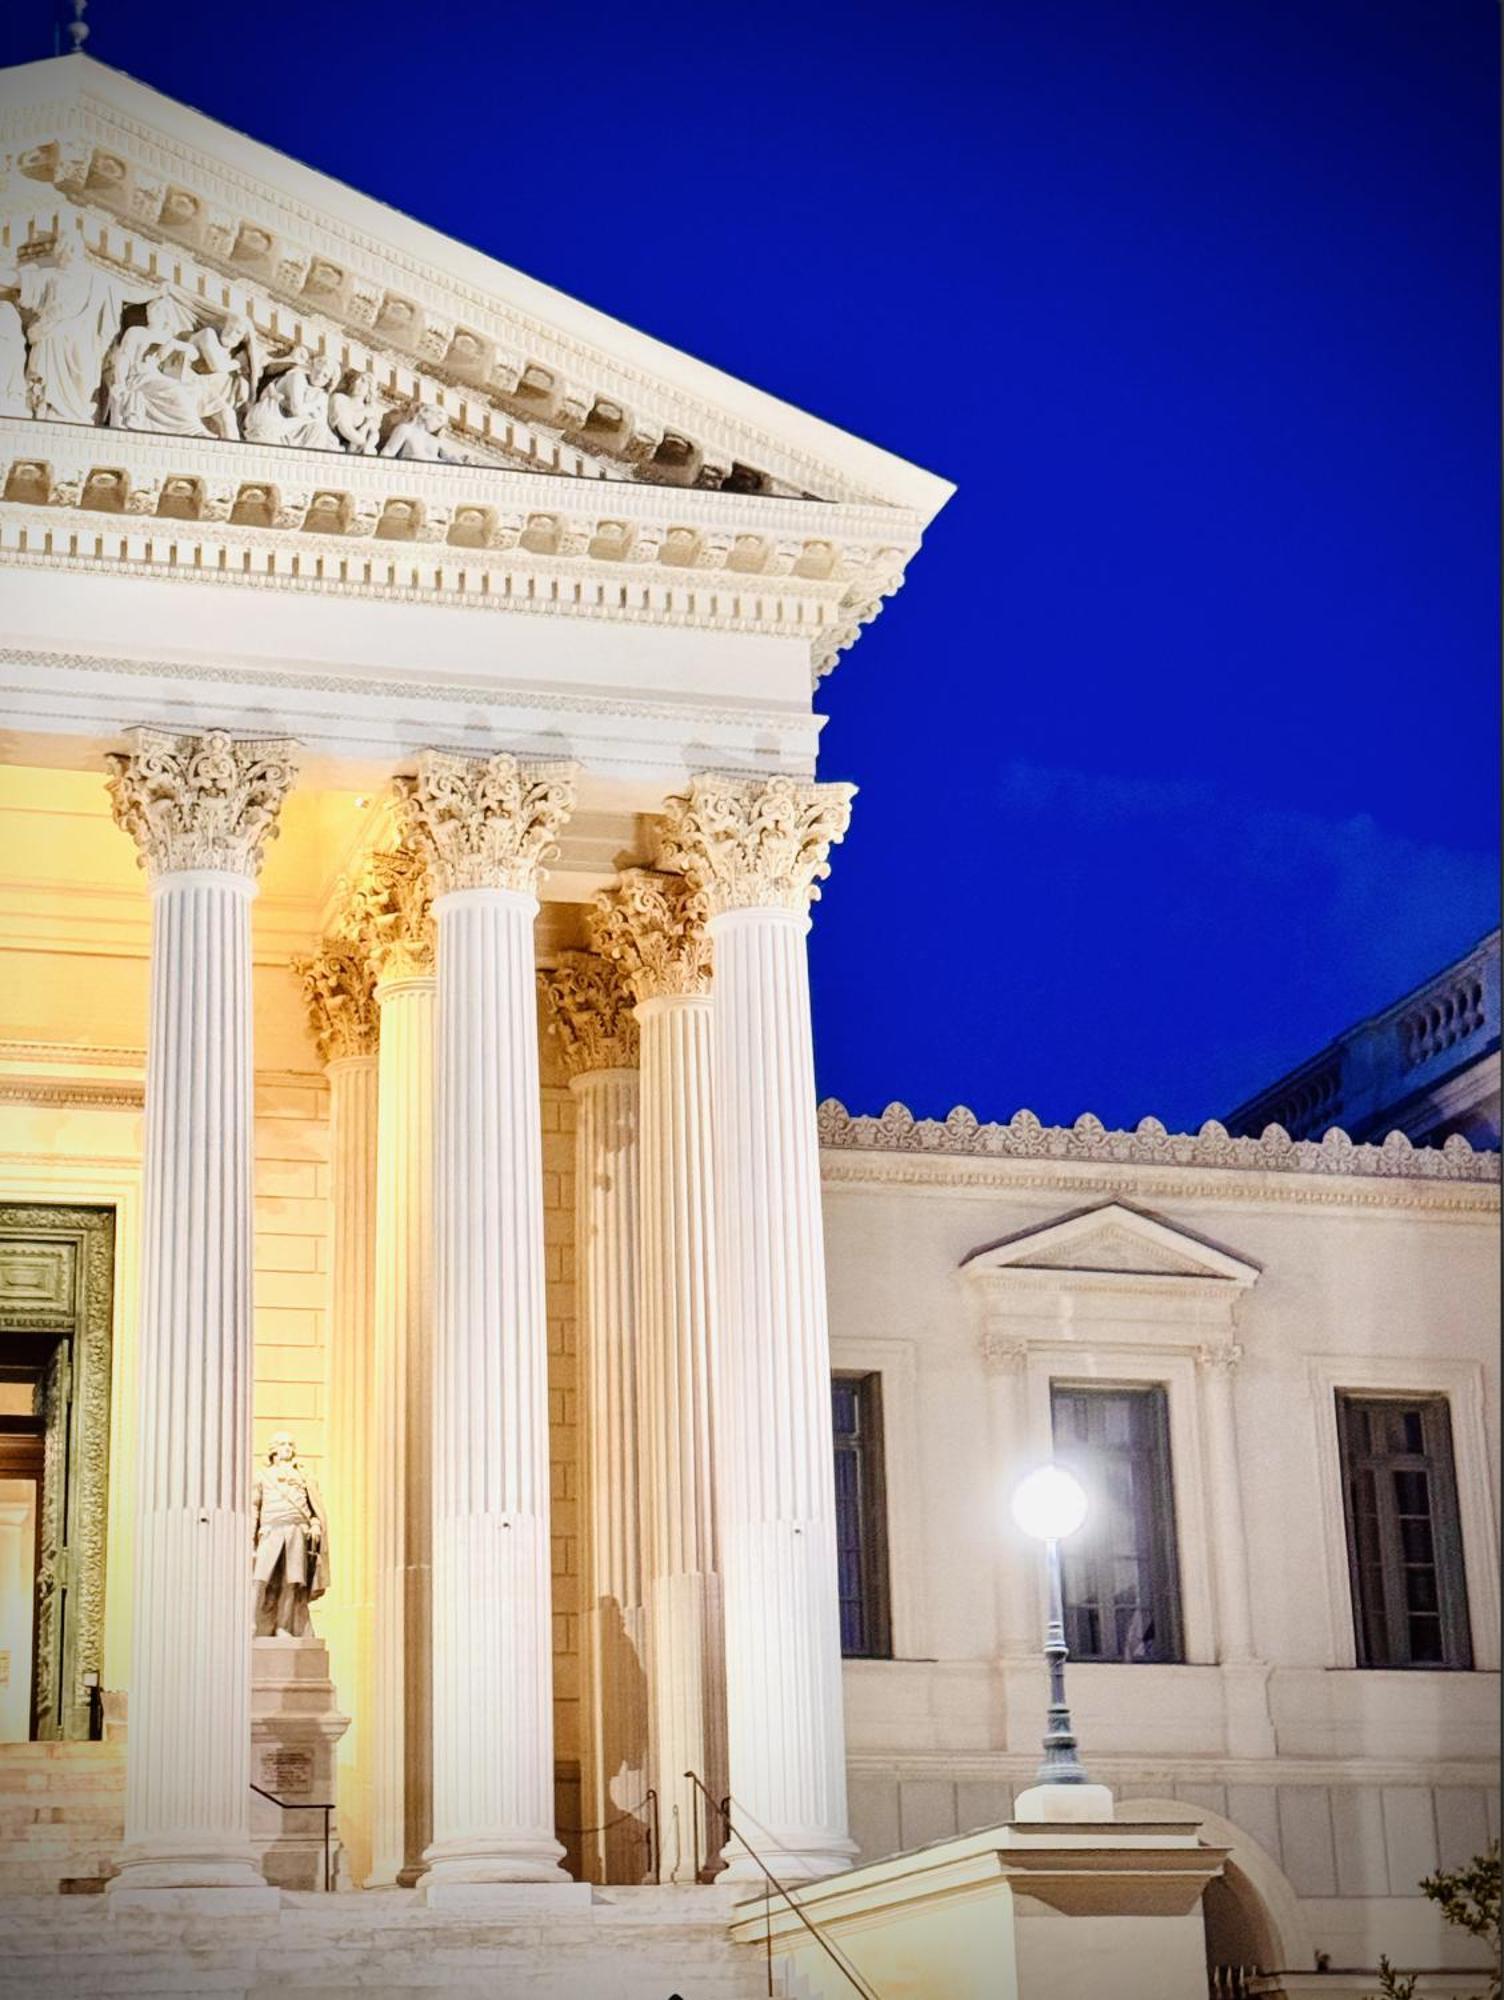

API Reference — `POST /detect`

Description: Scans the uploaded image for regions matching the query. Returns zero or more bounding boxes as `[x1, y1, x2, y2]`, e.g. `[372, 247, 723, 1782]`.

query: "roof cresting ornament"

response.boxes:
[67, 2, 90, 54]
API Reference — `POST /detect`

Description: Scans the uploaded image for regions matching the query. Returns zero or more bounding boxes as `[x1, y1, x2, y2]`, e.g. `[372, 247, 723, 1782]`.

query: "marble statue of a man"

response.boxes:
[251, 1432, 329, 1639]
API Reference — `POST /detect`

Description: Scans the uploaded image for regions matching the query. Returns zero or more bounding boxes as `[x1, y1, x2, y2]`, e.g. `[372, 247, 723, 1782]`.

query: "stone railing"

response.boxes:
[1225, 930, 1499, 1146]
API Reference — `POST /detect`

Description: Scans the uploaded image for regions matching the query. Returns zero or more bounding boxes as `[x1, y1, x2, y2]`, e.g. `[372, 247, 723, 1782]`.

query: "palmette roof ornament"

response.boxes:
[293, 939, 379, 1062]
[658, 775, 856, 916]
[590, 868, 713, 1001]
[815, 1100, 1499, 1184]
[538, 952, 640, 1076]
[105, 726, 297, 879]
[341, 846, 435, 982]
[396, 751, 578, 898]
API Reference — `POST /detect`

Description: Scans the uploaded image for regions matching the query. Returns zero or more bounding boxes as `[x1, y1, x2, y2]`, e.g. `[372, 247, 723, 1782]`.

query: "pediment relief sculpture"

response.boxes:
[2, 240, 475, 464]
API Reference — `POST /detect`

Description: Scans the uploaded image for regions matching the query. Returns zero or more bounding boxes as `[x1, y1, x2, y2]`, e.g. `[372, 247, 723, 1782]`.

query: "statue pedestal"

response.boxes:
[250, 1635, 350, 1891]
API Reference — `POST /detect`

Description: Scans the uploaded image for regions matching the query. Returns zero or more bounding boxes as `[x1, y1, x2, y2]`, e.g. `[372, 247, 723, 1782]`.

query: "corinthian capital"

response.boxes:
[294, 939, 379, 1062]
[396, 750, 577, 898]
[538, 952, 639, 1077]
[657, 774, 855, 916]
[590, 867, 712, 1002]
[106, 728, 298, 879]
[342, 846, 435, 983]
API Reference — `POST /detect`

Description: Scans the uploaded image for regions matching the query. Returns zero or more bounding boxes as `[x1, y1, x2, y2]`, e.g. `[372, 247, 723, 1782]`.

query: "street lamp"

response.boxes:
[1011, 1464, 1090, 1786]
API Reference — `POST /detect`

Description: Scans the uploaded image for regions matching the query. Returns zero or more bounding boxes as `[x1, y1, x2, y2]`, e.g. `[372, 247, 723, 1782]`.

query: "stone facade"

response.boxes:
[0, 43, 1495, 2000]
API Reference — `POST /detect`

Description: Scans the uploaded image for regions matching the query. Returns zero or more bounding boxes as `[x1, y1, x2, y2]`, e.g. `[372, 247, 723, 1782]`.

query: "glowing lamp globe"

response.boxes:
[1011, 1465, 1088, 1543]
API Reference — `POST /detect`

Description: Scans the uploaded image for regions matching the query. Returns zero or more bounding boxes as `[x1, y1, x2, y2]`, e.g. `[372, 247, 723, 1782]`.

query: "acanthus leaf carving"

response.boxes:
[106, 726, 297, 879]
[538, 950, 639, 1077]
[339, 844, 435, 984]
[293, 938, 380, 1063]
[813, 1100, 1499, 1185]
[658, 774, 855, 916]
[396, 750, 577, 899]
[589, 866, 712, 1002]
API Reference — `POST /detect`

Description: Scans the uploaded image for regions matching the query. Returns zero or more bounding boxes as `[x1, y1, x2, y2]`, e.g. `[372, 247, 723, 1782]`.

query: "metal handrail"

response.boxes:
[249, 1781, 334, 1892]
[684, 1771, 881, 2000]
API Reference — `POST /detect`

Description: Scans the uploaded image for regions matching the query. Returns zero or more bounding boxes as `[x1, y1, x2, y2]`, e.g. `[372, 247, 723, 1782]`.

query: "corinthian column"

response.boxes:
[593, 868, 726, 1882]
[294, 938, 380, 1886]
[400, 751, 577, 1893]
[538, 951, 645, 1885]
[105, 727, 297, 1897]
[660, 776, 855, 1885]
[346, 846, 436, 1886]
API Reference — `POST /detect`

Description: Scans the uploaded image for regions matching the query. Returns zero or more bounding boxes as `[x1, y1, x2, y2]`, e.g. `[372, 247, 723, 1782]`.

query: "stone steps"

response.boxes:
[0, 1742, 126, 1892]
[0, 1887, 772, 1998]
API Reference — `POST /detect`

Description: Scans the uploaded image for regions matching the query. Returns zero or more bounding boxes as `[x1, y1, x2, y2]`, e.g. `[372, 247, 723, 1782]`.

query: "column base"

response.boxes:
[418, 1836, 571, 1896]
[108, 1843, 278, 1910]
[717, 1838, 856, 1887]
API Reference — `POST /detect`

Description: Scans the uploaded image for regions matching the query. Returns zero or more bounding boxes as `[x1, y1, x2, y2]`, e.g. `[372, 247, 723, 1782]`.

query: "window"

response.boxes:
[1051, 1384, 1184, 1663]
[1337, 1394, 1472, 1669]
[831, 1372, 891, 1658]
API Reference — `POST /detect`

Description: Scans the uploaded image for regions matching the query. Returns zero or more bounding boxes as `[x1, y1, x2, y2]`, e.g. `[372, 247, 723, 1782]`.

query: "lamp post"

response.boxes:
[1011, 1464, 1090, 1786]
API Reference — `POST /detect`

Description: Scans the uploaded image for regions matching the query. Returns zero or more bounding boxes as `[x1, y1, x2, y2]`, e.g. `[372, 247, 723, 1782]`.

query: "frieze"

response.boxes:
[816, 1099, 1500, 1188]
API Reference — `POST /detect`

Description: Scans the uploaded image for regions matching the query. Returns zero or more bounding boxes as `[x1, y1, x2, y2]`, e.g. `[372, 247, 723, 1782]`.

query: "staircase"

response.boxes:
[0, 1884, 774, 1998]
[0, 1741, 123, 1893]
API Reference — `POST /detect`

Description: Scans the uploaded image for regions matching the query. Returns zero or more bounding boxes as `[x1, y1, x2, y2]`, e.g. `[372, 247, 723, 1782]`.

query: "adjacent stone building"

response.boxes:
[0, 48, 1495, 2000]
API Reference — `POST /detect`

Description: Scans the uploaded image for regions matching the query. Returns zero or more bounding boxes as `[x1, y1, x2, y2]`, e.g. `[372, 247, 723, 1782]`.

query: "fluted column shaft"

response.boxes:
[636, 993, 726, 1882]
[709, 907, 852, 1881]
[425, 887, 565, 1883]
[105, 728, 296, 1897]
[121, 872, 261, 1885]
[369, 974, 435, 1885]
[400, 749, 576, 1893]
[571, 1065, 647, 1884]
[322, 1051, 379, 1884]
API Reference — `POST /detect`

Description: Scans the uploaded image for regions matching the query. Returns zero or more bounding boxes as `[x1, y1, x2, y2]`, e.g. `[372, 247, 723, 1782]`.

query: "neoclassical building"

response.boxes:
[0, 48, 1496, 2000]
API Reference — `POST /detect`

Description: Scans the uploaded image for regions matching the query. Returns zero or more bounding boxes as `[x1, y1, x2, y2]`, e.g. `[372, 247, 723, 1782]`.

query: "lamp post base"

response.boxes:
[1014, 1782, 1116, 1824]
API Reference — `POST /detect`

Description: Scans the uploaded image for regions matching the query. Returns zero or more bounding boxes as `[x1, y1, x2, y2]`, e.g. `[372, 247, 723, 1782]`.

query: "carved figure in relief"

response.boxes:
[18, 236, 154, 424]
[329, 369, 382, 454]
[379, 398, 469, 463]
[251, 1432, 329, 1639]
[0, 267, 27, 417]
[103, 295, 258, 440]
[245, 349, 340, 451]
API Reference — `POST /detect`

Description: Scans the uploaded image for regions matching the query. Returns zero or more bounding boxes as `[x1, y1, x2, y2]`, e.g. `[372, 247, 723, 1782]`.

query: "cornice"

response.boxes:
[817, 1102, 1499, 1211]
[0, 74, 951, 521]
[0, 1039, 326, 1109]
[0, 419, 915, 678]
[818, 1099, 1498, 1182]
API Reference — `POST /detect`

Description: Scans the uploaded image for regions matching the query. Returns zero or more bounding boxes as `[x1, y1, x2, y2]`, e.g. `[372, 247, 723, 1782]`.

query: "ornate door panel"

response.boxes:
[0, 1207, 115, 1741]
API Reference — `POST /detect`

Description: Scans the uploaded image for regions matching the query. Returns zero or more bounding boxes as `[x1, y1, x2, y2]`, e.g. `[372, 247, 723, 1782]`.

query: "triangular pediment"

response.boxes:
[0, 55, 951, 519]
[961, 1203, 1261, 1288]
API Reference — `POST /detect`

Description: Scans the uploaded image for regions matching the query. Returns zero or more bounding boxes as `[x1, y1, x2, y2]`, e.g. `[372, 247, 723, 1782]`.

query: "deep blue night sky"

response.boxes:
[8, 1, 1497, 1130]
